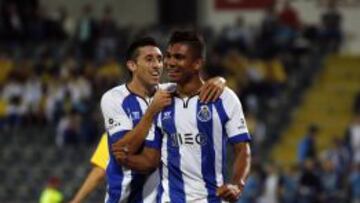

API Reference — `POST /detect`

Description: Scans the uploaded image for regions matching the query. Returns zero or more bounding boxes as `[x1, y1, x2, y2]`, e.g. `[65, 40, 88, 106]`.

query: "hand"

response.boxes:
[112, 144, 129, 165]
[148, 90, 172, 114]
[199, 77, 226, 103]
[216, 184, 242, 202]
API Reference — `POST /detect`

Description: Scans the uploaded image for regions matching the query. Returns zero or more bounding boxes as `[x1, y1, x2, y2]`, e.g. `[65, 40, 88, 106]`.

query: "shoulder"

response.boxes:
[220, 87, 239, 101]
[218, 87, 243, 111]
[101, 84, 128, 106]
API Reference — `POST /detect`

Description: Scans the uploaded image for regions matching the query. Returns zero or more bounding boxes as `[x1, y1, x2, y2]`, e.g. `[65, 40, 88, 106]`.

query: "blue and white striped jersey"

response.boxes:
[101, 84, 171, 203]
[150, 87, 251, 203]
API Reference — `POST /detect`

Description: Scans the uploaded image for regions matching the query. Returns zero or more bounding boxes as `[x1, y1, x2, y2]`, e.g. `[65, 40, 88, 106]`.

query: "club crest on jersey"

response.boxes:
[197, 105, 211, 122]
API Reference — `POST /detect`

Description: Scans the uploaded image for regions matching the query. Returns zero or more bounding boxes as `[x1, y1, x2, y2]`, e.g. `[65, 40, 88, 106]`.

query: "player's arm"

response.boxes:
[217, 88, 251, 202]
[231, 142, 251, 187]
[111, 90, 171, 154]
[69, 166, 105, 203]
[69, 134, 108, 203]
[217, 142, 251, 202]
[114, 147, 161, 174]
[199, 76, 226, 103]
[101, 90, 170, 156]
[114, 122, 162, 172]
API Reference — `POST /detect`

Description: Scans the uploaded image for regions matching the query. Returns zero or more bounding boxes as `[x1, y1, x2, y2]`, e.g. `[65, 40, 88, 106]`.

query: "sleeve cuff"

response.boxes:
[228, 133, 251, 144]
[108, 130, 128, 144]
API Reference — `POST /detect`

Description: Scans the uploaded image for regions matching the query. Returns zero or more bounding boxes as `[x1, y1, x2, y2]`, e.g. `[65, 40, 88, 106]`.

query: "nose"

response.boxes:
[166, 56, 176, 68]
[153, 60, 162, 70]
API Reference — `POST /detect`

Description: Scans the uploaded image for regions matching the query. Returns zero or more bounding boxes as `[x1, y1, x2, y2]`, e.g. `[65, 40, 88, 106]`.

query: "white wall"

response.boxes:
[41, 0, 158, 27]
[199, 0, 360, 54]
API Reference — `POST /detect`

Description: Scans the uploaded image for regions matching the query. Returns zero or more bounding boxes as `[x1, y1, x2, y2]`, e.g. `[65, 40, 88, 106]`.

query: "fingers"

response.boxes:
[199, 83, 211, 103]
[217, 184, 241, 202]
[211, 88, 222, 102]
[113, 151, 127, 165]
[205, 87, 219, 103]
[199, 79, 224, 103]
[150, 90, 172, 113]
[198, 85, 206, 102]
[111, 142, 127, 152]
[216, 185, 227, 197]
[200, 85, 221, 103]
[112, 143, 129, 165]
[221, 189, 236, 202]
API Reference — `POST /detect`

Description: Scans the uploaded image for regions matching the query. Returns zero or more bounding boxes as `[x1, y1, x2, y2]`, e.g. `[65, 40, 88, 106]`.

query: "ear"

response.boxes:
[127, 60, 137, 73]
[193, 58, 204, 71]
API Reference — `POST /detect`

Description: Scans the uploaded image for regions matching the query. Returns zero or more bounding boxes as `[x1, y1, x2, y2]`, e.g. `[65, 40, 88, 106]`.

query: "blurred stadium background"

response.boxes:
[0, 0, 359, 202]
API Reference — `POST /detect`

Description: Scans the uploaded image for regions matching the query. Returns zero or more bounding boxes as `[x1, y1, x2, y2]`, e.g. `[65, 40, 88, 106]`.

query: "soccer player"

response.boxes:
[101, 37, 226, 202]
[69, 133, 108, 203]
[114, 31, 251, 203]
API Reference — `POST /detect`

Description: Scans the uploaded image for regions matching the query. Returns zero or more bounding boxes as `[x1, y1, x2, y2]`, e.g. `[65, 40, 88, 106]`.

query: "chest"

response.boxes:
[159, 98, 220, 148]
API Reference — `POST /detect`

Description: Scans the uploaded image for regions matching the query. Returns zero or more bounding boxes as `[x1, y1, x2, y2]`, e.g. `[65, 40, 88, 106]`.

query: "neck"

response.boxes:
[127, 77, 156, 98]
[176, 75, 203, 97]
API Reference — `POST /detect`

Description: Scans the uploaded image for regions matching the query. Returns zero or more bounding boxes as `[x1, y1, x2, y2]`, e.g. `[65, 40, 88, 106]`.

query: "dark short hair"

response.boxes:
[168, 30, 205, 59]
[126, 37, 159, 61]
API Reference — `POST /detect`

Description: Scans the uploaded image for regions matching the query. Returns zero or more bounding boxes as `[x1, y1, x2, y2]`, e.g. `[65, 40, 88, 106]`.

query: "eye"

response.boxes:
[174, 54, 184, 60]
[145, 57, 155, 63]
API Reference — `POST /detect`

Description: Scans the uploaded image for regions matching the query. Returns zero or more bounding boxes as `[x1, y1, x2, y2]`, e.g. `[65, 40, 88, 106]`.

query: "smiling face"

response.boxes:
[164, 43, 202, 84]
[128, 45, 163, 87]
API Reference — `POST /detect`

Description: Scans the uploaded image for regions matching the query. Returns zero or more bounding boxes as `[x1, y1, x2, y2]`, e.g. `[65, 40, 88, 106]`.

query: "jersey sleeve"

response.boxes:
[222, 88, 251, 144]
[90, 133, 109, 170]
[100, 90, 132, 144]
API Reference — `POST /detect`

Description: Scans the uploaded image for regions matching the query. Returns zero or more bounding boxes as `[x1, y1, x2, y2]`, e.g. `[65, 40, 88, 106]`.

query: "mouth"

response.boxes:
[167, 68, 181, 77]
[150, 71, 161, 80]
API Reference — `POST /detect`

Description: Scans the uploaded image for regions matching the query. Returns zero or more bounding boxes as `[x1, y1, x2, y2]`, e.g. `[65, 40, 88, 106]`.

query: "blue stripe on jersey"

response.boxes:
[106, 131, 127, 203]
[122, 94, 145, 203]
[145, 127, 162, 149]
[213, 99, 229, 124]
[228, 132, 251, 144]
[161, 101, 186, 203]
[214, 99, 230, 182]
[128, 173, 147, 203]
[145, 113, 162, 149]
[197, 102, 221, 203]
[156, 163, 163, 203]
[122, 94, 143, 126]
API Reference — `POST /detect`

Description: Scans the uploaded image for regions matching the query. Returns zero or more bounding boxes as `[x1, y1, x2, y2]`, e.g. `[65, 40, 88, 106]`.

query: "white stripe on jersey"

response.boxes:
[119, 168, 132, 202]
[160, 133, 169, 203]
[212, 105, 225, 187]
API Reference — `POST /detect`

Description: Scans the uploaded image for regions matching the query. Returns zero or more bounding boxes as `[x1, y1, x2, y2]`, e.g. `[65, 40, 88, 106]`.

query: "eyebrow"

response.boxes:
[145, 53, 162, 58]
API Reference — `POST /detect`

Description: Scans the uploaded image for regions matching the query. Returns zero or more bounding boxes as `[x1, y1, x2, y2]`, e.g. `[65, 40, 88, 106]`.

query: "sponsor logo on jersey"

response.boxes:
[237, 118, 246, 129]
[107, 118, 121, 130]
[131, 111, 141, 120]
[162, 111, 172, 120]
[169, 132, 207, 147]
